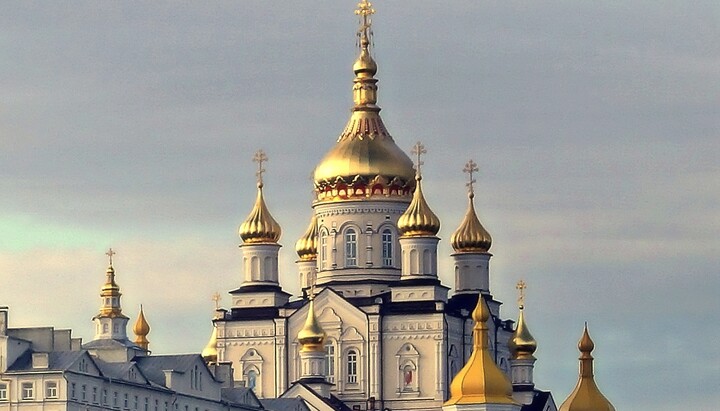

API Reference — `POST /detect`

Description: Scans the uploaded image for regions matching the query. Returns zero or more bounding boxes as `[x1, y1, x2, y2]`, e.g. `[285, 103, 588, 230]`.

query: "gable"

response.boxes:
[287, 289, 368, 346]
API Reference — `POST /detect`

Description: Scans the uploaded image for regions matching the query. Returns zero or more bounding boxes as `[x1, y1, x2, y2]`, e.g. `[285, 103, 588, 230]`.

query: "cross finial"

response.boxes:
[516, 280, 527, 308]
[463, 159, 479, 195]
[252, 150, 268, 186]
[355, 0, 375, 47]
[105, 248, 116, 266]
[411, 142, 426, 178]
[212, 292, 221, 310]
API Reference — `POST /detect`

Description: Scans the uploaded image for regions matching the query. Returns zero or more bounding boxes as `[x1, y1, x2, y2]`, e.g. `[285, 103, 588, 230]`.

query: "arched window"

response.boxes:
[325, 343, 336, 383]
[382, 228, 393, 266]
[320, 231, 328, 269]
[247, 369, 258, 391]
[345, 229, 357, 267]
[402, 365, 414, 390]
[103, 324, 109, 333]
[346, 349, 358, 383]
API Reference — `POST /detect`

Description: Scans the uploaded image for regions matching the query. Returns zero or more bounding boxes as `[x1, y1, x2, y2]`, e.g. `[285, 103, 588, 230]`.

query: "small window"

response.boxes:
[320, 232, 328, 269]
[154, 399, 159, 411]
[133, 395, 138, 410]
[247, 369, 258, 391]
[45, 381, 58, 399]
[347, 350, 358, 383]
[144, 397, 149, 411]
[325, 343, 336, 383]
[21, 382, 34, 400]
[382, 228, 393, 266]
[113, 392, 119, 408]
[92, 387, 98, 403]
[345, 229, 357, 267]
[124, 393, 129, 409]
[0, 383, 8, 401]
[81, 385, 86, 401]
[70, 383, 76, 400]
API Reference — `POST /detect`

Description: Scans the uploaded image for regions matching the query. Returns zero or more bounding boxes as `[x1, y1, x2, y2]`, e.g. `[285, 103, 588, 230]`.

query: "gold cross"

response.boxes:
[105, 248, 116, 266]
[212, 292, 221, 310]
[411, 142, 426, 177]
[355, 0, 375, 43]
[463, 159, 479, 194]
[516, 280, 527, 308]
[252, 150, 268, 185]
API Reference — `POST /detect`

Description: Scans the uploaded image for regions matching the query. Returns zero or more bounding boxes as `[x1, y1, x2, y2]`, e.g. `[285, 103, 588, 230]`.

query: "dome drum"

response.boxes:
[314, 175, 414, 203]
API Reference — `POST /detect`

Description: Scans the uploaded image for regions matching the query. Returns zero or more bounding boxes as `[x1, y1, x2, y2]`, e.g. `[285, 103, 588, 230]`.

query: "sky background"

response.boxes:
[1, 1, 718, 410]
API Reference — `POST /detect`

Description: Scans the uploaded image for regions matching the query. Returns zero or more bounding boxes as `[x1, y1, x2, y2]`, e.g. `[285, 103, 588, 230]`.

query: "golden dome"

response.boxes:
[451, 192, 492, 253]
[313, 4, 415, 202]
[559, 325, 616, 411]
[398, 175, 440, 237]
[445, 296, 517, 406]
[508, 305, 537, 359]
[295, 214, 318, 261]
[201, 325, 218, 363]
[239, 183, 281, 244]
[297, 299, 326, 352]
[133, 305, 150, 350]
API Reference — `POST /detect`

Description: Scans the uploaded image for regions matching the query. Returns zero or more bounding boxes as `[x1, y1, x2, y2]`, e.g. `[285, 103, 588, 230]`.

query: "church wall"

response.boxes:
[217, 320, 277, 398]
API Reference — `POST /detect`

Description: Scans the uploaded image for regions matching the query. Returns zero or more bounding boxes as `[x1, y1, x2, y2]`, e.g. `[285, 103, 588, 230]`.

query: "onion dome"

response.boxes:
[559, 325, 616, 411]
[313, 3, 415, 203]
[508, 305, 537, 359]
[445, 296, 517, 406]
[297, 299, 326, 353]
[398, 175, 440, 237]
[201, 325, 218, 363]
[295, 214, 318, 261]
[238, 182, 281, 244]
[451, 191, 492, 253]
[133, 305, 150, 350]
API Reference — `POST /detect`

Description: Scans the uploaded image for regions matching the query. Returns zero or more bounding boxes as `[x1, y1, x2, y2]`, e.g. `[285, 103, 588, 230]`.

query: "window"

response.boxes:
[81, 385, 86, 401]
[382, 228, 393, 266]
[133, 395, 138, 410]
[113, 391, 119, 408]
[144, 397, 149, 411]
[45, 381, 58, 398]
[103, 323, 109, 333]
[92, 386, 98, 403]
[320, 231, 328, 268]
[325, 343, 336, 383]
[164, 401, 169, 411]
[0, 383, 8, 401]
[247, 369, 258, 391]
[345, 229, 357, 266]
[21, 382, 34, 400]
[402, 365, 414, 390]
[347, 350, 358, 383]
[70, 383, 76, 400]
[123, 393, 129, 409]
[154, 399, 159, 411]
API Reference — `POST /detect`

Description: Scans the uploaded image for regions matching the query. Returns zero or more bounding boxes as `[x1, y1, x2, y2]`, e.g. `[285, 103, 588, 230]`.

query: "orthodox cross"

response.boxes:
[106, 248, 116, 266]
[463, 159, 479, 194]
[516, 280, 527, 308]
[253, 150, 268, 186]
[355, 0, 375, 41]
[411, 142, 426, 177]
[212, 292, 222, 310]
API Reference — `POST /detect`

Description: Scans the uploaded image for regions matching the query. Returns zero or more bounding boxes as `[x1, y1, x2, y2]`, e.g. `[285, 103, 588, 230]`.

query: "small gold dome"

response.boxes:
[201, 325, 218, 363]
[451, 192, 492, 253]
[398, 176, 440, 237]
[239, 183, 281, 244]
[445, 296, 517, 406]
[133, 305, 150, 350]
[508, 305, 537, 359]
[559, 325, 616, 411]
[353, 36, 377, 77]
[295, 214, 318, 261]
[297, 299, 326, 352]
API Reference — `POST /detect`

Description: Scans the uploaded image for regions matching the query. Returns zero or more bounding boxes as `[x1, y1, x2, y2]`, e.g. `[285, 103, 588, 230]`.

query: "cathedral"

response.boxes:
[200, 2, 615, 411]
[0, 2, 617, 411]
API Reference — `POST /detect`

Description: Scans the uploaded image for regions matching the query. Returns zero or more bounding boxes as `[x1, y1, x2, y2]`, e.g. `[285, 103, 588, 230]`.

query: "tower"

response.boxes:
[444, 295, 520, 411]
[312, 0, 416, 296]
[451, 160, 493, 295]
[295, 291, 332, 398]
[558, 325, 616, 411]
[507, 281, 538, 405]
[232, 150, 290, 308]
[295, 214, 319, 293]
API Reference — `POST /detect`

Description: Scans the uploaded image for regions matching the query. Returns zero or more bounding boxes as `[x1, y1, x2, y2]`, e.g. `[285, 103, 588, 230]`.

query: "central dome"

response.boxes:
[313, 24, 415, 203]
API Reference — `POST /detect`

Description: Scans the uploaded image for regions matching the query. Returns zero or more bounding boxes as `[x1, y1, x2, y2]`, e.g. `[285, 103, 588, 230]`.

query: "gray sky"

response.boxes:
[1, 1, 718, 409]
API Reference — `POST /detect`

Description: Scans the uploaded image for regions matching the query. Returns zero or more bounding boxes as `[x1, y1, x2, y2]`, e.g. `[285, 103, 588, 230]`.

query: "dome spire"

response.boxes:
[133, 305, 150, 351]
[451, 160, 492, 253]
[398, 142, 440, 236]
[445, 295, 517, 406]
[508, 280, 537, 359]
[239, 150, 282, 244]
[559, 324, 616, 411]
[297, 289, 326, 353]
[352, 0, 378, 106]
